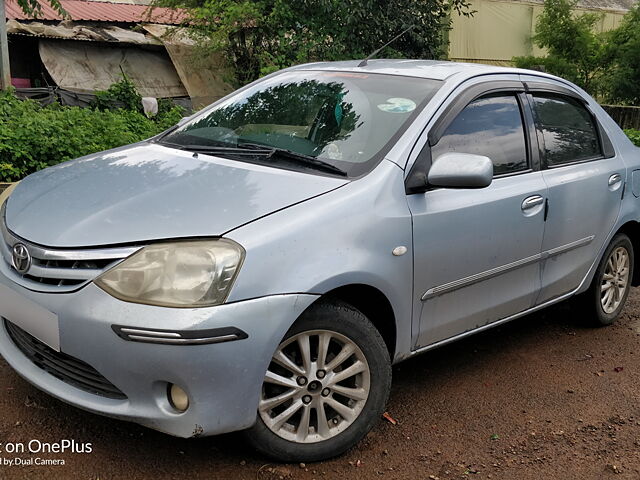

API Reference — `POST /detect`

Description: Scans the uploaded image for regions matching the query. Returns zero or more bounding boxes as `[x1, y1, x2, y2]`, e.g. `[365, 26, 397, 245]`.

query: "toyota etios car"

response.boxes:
[0, 60, 639, 462]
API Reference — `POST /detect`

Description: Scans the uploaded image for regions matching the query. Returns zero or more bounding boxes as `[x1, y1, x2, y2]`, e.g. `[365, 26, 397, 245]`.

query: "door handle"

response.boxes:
[609, 174, 622, 186]
[522, 195, 544, 210]
[608, 173, 623, 192]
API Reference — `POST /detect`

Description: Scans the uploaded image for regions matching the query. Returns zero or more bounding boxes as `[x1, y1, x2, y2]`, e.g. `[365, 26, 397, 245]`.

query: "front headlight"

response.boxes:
[94, 240, 244, 308]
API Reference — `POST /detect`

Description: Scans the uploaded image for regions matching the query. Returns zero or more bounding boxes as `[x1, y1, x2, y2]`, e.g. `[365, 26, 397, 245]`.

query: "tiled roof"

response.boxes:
[5, 0, 186, 24]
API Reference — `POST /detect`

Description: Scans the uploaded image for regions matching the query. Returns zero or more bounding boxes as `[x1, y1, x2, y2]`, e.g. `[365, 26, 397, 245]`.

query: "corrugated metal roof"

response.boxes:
[84, 0, 153, 5]
[5, 0, 186, 24]
[7, 19, 165, 44]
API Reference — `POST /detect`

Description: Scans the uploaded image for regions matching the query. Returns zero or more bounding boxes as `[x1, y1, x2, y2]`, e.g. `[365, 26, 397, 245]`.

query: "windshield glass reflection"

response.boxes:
[161, 72, 442, 177]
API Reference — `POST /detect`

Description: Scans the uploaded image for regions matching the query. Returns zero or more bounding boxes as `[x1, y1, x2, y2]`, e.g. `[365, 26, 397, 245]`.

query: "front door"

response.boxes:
[408, 92, 547, 348]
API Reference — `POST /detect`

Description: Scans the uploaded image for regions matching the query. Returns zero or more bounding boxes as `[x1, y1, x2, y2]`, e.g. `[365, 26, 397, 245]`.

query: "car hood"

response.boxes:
[4, 143, 348, 248]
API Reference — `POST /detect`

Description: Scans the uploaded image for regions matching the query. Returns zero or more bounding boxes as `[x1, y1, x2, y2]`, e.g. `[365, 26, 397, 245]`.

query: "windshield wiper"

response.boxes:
[238, 143, 348, 177]
[158, 142, 274, 156]
[158, 140, 348, 177]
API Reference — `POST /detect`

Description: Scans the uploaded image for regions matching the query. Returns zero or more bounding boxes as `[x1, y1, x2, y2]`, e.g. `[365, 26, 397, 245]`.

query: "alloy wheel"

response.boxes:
[601, 246, 630, 314]
[259, 330, 371, 443]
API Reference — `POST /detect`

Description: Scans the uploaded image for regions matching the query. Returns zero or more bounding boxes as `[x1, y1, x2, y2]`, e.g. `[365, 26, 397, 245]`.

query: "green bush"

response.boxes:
[0, 89, 184, 182]
[626, 129, 640, 147]
[93, 74, 142, 112]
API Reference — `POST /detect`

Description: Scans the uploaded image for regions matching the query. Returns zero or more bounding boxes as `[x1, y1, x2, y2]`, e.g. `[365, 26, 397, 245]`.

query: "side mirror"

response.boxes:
[427, 153, 493, 188]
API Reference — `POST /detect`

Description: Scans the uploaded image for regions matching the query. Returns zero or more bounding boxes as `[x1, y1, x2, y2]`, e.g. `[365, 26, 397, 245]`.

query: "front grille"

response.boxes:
[4, 319, 127, 400]
[22, 258, 114, 287]
[0, 203, 140, 292]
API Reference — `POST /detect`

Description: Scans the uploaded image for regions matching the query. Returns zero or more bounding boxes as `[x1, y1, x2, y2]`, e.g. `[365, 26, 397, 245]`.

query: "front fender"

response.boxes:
[225, 160, 414, 359]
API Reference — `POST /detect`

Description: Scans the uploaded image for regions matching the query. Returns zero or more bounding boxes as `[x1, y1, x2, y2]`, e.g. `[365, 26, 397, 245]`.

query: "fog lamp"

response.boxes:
[168, 384, 189, 412]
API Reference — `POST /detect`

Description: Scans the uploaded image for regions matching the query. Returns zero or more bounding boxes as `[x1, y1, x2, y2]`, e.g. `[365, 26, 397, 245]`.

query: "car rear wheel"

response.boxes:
[244, 300, 392, 462]
[581, 233, 634, 326]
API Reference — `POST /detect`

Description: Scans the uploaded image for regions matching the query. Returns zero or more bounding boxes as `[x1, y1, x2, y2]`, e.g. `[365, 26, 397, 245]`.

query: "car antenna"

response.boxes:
[357, 25, 414, 68]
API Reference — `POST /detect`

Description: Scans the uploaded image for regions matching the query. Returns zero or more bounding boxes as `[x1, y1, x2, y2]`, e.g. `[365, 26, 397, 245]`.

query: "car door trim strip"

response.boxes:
[421, 235, 595, 301]
[411, 287, 578, 358]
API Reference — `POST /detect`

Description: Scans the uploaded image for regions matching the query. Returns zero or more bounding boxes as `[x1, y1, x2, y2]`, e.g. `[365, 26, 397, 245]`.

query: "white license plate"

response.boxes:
[0, 283, 60, 351]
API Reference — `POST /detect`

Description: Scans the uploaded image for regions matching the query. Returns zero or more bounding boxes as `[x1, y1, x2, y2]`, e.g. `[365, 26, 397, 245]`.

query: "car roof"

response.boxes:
[289, 59, 555, 83]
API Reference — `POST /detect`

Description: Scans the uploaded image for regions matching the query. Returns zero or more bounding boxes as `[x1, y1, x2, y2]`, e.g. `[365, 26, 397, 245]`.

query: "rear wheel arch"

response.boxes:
[615, 221, 640, 286]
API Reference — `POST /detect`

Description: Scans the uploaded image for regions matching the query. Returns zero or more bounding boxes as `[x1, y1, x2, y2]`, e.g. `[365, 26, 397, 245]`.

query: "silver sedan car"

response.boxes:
[0, 60, 638, 462]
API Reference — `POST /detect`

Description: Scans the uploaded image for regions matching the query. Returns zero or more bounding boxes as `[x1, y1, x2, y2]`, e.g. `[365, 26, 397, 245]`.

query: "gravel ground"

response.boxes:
[2, 289, 640, 480]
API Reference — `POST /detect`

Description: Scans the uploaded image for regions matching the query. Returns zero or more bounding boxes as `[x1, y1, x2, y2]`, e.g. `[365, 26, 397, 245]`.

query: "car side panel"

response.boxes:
[225, 160, 415, 363]
[409, 172, 546, 347]
[518, 74, 635, 301]
[535, 158, 624, 304]
[572, 94, 640, 293]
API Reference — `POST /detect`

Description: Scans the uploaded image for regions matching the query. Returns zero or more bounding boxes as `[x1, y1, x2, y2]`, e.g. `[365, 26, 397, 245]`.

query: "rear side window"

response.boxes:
[431, 95, 528, 176]
[531, 95, 601, 166]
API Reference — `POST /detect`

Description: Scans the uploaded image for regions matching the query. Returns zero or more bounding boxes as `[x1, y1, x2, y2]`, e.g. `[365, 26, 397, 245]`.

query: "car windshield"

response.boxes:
[159, 71, 442, 177]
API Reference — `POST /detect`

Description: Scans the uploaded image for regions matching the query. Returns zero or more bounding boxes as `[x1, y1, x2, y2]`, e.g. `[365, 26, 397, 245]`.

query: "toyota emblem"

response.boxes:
[12, 243, 32, 275]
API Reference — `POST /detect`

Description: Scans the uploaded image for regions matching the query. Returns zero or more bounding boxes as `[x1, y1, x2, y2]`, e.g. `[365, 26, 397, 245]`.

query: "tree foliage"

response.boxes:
[513, 0, 607, 94]
[606, 5, 640, 105]
[153, 0, 473, 85]
[514, 0, 640, 104]
[626, 129, 640, 147]
[14, 0, 67, 18]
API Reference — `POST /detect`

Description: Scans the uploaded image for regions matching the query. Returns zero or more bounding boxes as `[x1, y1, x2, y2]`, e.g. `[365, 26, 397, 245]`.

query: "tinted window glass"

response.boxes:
[431, 95, 528, 176]
[532, 95, 600, 166]
[160, 72, 442, 177]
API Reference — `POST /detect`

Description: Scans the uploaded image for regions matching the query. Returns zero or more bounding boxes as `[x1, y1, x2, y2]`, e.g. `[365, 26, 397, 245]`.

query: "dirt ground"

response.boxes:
[2, 290, 640, 480]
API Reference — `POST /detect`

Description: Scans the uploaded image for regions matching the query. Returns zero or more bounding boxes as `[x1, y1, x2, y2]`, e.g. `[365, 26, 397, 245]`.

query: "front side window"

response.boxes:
[431, 95, 528, 176]
[531, 94, 601, 166]
[160, 71, 442, 177]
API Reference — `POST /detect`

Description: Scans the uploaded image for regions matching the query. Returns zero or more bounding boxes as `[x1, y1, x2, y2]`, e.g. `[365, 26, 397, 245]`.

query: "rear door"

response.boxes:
[524, 80, 625, 304]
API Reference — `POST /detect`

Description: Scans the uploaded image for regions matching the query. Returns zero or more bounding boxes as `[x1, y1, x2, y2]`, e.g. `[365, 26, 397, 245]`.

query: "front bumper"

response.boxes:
[0, 272, 318, 437]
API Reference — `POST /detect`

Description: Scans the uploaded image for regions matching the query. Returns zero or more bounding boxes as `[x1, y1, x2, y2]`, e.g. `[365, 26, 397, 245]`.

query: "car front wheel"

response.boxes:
[244, 300, 392, 462]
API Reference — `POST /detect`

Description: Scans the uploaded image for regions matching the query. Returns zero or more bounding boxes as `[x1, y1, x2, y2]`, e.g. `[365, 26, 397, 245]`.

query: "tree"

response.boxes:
[605, 4, 640, 105]
[153, 0, 473, 86]
[513, 0, 608, 96]
[15, 0, 66, 16]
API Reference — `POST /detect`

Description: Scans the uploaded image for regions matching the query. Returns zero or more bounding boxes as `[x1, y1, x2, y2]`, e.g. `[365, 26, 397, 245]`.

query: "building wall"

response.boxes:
[448, 0, 628, 65]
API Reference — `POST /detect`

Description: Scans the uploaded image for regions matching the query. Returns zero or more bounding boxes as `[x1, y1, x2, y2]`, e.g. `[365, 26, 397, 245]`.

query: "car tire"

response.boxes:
[243, 299, 392, 462]
[580, 233, 634, 327]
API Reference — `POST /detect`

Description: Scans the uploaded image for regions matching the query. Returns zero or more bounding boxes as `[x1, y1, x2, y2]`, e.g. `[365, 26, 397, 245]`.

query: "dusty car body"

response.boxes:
[0, 60, 638, 461]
